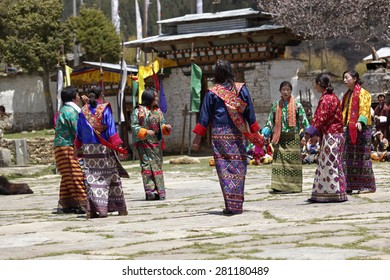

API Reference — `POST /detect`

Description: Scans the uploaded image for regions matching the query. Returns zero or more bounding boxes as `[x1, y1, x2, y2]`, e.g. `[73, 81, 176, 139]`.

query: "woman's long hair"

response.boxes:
[343, 69, 363, 86]
[87, 85, 103, 108]
[141, 87, 156, 107]
[315, 73, 334, 94]
[214, 59, 238, 94]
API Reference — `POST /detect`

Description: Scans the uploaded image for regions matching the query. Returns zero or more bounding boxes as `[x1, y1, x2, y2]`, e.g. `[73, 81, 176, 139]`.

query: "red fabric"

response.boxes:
[341, 84, 361, 145]
[95, 132, 127, 156]
[152, 70, 160, 93]
[250, 121, 260, 133]
[266, 145, 273, 156]
[74, 137, 82, 150]
[311, 90, 344, 137]
[108, 132, 123, 147]
[193, 123, 208, 136]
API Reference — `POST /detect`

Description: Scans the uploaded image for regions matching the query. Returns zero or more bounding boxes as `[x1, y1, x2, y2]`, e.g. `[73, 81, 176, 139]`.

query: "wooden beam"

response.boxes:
[245, 37, 254, 44]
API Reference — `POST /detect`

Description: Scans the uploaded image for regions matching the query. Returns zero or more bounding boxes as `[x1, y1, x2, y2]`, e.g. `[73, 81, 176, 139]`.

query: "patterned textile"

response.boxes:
[311, 133, 348, 202]
[211, 83, 264, 147]
[193, 83, 259, 138]
[310, 91, 344, 136]
[272, 96, 297, 144]
[341, 86, 372, 142]
[131, 105, 166, 199]
[135, 141, 165, 199]
[262, 98, 310, 139]
[343, 126, 376, 192]
[81, 103, 108, 132]
[83, 144, 127, 216]
[271, 132, 302, 193]
[212, 126, 246, 213]
[54, 104, 79, 147]
[54, 146, 87, 211]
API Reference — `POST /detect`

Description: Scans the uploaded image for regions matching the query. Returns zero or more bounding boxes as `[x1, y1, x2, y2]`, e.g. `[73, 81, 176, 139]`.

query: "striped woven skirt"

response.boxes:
[135, 140, 166, 200]
[212, 126, 247, 214]
[82, 144, 127, 217]
[343, 126, 376, 193]
[271, 132, 302, 193]
[54, 146, 87, 212]
[311, 133, 348, 202]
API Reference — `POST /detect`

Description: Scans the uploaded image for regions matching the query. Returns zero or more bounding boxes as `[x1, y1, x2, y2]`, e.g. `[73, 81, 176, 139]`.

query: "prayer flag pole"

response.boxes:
[188, 42, 195, 156]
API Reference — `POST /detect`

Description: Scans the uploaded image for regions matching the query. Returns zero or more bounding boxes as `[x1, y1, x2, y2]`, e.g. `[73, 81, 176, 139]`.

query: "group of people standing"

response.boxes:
[193, 60, 376, 215]
[53, 58, 377, 218]
[54, 85, 171, 219]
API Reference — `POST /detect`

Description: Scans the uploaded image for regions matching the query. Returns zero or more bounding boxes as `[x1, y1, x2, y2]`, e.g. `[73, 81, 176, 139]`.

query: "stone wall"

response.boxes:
[0, 74, 57, 132]
[159, 60, 307, 153]
[0, 137, 54, 166]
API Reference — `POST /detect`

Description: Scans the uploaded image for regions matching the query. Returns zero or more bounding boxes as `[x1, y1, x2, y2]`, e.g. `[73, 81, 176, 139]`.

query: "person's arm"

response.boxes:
[297, 100, 310, 130]
[357, 89, 372, 129]
[241, 85, 260, 133]
[192, 91, 214, 150]
[261, 102, 277, 138]
[192, 91, 214, 137]
[104, 106, 123, 147]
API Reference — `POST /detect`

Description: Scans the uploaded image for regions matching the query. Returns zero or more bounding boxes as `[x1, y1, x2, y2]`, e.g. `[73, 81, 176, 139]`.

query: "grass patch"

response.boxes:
[186, 232, 236, 239]
[99, 234, 114, 239]
[3, 129, 55, 140]
[4, 165, 56, 180]
[133, 231, 157, 235]
[62, 226, 81, 232]
[262, 210, 287, 223]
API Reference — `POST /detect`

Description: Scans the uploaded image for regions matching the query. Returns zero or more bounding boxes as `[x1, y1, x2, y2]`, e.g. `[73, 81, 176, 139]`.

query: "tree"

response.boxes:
[258, 0, 390, 71]
[258, 0, 390, 43]
[0, 0, 73, 128]
[67, 7, 121, 63]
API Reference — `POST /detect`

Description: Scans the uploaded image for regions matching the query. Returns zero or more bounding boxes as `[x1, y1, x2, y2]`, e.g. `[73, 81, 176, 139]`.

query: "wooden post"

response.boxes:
[181, 104, 188, 155]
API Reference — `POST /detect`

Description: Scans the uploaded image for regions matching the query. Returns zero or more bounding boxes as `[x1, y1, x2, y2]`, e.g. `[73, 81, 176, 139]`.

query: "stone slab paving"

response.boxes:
[1, 159, 390, 260]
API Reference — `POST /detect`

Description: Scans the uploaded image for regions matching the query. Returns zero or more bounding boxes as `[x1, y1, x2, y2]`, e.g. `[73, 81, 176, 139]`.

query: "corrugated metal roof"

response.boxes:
[363, 47, 390, 61]
[124, 25, 285, 48]
[157, 8, 273, 25]
[178, 18, 248, 34]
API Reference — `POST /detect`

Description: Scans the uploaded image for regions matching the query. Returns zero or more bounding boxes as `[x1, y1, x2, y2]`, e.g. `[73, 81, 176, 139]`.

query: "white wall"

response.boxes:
[0, 74, 58, 132]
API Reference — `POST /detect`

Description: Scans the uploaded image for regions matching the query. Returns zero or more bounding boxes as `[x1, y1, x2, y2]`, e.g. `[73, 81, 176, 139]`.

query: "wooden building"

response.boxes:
[124, 8, 304, 154]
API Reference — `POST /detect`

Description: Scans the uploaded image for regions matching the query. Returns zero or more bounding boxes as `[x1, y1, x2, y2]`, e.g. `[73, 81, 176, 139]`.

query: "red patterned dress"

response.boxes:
[305, 90, 348, 202]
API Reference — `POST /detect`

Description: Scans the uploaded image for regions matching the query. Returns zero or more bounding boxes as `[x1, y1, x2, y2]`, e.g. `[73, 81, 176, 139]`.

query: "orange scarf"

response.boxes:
[272, 96, 297, 144]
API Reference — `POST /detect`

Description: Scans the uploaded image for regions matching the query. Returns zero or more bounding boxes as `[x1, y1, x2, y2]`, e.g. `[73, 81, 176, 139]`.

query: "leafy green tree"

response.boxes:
[0, 0, 73, 128]
[67, 7, 121, 63]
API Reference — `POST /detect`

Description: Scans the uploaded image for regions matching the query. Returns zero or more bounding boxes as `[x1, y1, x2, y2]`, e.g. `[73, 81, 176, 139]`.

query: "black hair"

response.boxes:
[315, 73, 334, 93]
[279, 81, 293, 91]
[141, 87, 156, 107]
[343, 70, 363, 85]
[87, 85, 103, 108]
[214, 59, 238, 93]
[61, 86, 79, 103]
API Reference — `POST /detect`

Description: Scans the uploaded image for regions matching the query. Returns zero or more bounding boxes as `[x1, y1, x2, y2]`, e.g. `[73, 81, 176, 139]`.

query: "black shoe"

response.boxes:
[346, 190, 353, 195]
[305, 198, 317, 203]
[222, 209, 242, 215]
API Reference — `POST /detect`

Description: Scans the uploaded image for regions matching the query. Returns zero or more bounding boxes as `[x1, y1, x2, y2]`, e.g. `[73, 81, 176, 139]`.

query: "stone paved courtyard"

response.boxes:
[1, 157, 390, 261]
